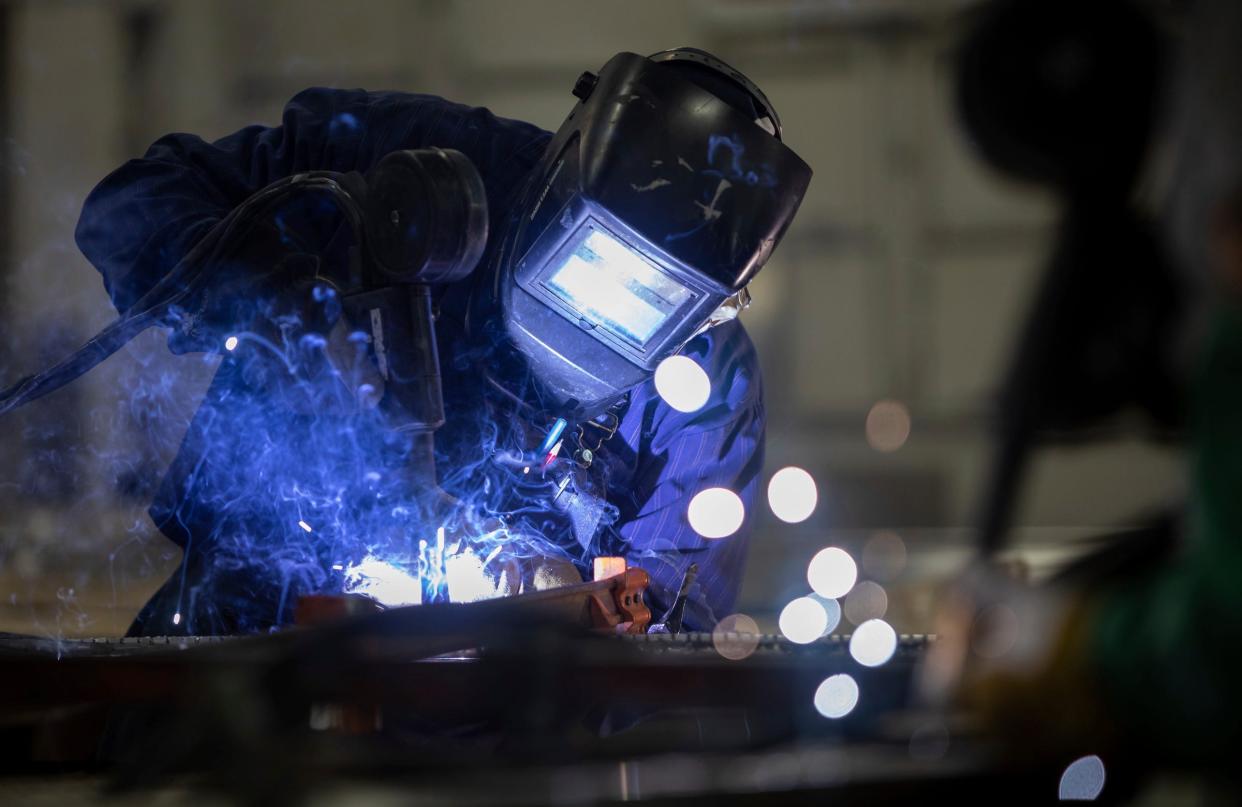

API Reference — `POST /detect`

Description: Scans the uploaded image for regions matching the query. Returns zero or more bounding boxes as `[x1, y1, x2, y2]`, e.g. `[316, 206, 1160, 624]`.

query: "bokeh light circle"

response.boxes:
[810, 594, 843, 635]
[1059, 755, 1106, 801]
[767, 466, 818, 523]
[778, 596, 828, 644]
[849, 618, 898, 667]
[687, 487, 745, 539]
[865, 399, 912, 452]
[224, 335, 239, 352]
[843, 581, 889, 624]
[807, 547, 858, 599]
[814, 674, 860, 719]
[654, 355, 711, 413]
[712, 613, 762, 661]
[861, 530, 907, 581]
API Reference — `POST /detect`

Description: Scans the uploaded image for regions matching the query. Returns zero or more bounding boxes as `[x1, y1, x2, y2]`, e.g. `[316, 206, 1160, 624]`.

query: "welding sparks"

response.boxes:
[861, 530, 907, 581]
[298, 520, 313, 533]
[849, 618, 898, 667]
[843, 580, 888, 624]
[814, 673, 859, 719]
[865, 399, 911, 452]
[687, 487, 745, 539]
[811, 594, 842, 635]
[767, 466, 818, 523]
[779, 596, 828, 644]
[807, 547, 857, 599]
[711, 613, 761, 661]
[654, 355, 711, 413]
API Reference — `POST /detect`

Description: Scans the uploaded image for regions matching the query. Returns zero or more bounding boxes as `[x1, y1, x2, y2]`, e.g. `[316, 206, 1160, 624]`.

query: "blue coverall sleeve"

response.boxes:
[75, 87, 548, 315]
[614, 321, 766, 629]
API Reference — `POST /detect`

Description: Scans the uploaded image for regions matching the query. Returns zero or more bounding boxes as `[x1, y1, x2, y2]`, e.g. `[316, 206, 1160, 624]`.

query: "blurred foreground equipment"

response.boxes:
[0, 580, 986, 806]
[958, 0, 1178, 558]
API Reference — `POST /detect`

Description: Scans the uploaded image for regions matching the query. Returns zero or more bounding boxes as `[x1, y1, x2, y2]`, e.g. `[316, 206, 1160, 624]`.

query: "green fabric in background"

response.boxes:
[1093, 302, 1242, 761]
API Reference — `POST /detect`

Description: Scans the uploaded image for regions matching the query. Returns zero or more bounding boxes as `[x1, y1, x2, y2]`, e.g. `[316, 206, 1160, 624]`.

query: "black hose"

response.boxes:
[0, 173, 365, 417]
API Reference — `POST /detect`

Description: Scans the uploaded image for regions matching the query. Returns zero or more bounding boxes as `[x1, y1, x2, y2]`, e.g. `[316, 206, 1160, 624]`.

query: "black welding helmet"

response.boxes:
[480, 48, 811, 418]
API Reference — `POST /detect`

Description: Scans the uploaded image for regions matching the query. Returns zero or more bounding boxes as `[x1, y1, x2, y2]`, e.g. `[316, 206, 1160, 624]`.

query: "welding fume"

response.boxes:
[0, 48, 810, 636]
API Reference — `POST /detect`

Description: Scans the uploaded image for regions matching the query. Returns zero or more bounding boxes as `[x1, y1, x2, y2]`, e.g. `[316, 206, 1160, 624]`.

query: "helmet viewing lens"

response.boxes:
[542, 226, 694, 348]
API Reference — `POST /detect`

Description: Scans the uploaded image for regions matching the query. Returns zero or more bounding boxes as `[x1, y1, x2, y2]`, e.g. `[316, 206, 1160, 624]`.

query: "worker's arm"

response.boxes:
[611, 320, 766, 629]
[75, 87, 548, 320]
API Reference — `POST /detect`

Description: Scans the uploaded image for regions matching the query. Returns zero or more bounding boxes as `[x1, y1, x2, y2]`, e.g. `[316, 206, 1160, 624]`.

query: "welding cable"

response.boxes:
[0, 173, 367, 417]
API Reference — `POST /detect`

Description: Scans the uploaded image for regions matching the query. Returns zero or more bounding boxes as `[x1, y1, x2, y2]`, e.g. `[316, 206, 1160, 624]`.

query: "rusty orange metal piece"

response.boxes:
[586, 567, 651, 635]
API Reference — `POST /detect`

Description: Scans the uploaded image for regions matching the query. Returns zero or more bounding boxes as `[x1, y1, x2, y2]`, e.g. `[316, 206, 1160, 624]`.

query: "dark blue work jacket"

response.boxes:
[75, 88, 764, 634]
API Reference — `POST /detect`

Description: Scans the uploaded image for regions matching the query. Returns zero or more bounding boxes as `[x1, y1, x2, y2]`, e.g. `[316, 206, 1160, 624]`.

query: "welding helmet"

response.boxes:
[480, 48, 811, 418]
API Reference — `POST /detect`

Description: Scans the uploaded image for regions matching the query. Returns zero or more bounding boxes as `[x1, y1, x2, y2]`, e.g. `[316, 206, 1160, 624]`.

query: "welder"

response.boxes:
[73, 48, 810, 636]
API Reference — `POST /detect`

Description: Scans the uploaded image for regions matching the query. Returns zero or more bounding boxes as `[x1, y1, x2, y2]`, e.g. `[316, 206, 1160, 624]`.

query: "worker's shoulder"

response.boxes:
[285, 86, 552, 148]
[683, 319, 764, 413]
[626, 320, 762, 450]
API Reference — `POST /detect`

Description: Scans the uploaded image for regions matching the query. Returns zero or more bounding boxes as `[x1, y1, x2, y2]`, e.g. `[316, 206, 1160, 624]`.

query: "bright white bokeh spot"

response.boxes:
[865, 399, 911, 452]
[767, 466, 818, 523]
[344, 556, 422, 607]
[687, 487, 745, 539]
[297, 520, 313, 533]
[849, 618, 898, 667]
[778, 596, 828, 644]
[654, 355, 711, 413]
[224, 335, 239, 351]
[1059, 755, 1106, 801]
[810, 594, 842, 634]
[814, 673, 859, 719]
[844, 581, 889, 624]
[172, 612, 181, 626]
[712, 613, 761, 661]
[807, 547, 858, 599]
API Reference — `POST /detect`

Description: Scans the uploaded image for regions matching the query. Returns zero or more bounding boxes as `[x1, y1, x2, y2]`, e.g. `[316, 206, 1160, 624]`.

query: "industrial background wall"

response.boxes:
[0, 0, 1183, 636]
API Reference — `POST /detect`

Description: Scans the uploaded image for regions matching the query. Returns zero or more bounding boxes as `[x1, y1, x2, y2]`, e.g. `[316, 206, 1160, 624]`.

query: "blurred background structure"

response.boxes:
[0, 0, 1183, 637]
